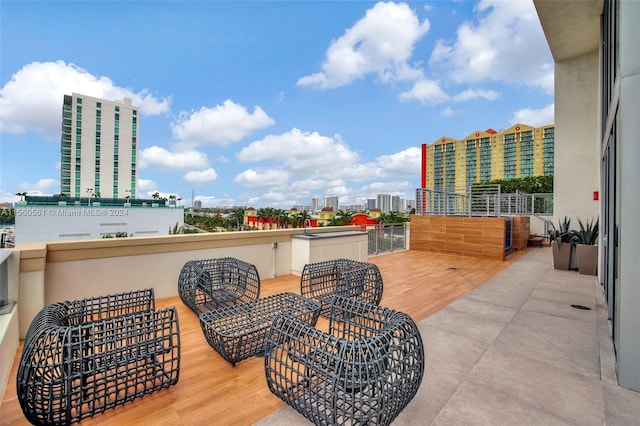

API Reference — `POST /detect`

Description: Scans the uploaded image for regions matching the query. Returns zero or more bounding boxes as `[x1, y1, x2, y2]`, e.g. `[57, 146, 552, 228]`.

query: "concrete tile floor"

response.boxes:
[257, 248, 640, 425]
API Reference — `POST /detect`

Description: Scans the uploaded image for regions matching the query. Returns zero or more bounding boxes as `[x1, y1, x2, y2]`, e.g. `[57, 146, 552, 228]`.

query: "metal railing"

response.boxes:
[416, 186, 553, 217]
[415, 188, 469, 216]
[367, 224, 406, 255]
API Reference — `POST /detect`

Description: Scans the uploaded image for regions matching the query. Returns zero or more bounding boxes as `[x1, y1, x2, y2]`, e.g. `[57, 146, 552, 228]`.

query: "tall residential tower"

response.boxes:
[61, 93, 139, 199]
[421, 123, 554, 192]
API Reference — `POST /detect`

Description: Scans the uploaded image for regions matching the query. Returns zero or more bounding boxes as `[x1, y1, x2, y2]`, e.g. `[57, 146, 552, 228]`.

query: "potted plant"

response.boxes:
[574, 217, 599, 275]
[547, 216, 574, 270]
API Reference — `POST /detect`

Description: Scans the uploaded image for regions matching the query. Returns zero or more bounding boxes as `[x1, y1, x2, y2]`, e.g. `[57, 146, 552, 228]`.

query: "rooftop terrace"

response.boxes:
[1, 248, 638, 424]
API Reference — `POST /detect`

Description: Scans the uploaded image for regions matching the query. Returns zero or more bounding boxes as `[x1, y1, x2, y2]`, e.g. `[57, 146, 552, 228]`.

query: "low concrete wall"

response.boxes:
[409, 215, 506, 260]
[291, 232, 369, 275]
[12, 226, 360, 338]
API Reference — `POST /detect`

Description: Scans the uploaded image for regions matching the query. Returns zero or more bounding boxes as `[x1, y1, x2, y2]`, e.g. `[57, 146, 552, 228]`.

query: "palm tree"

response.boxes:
[334, 210, 353, 226]
[15, 192, 28, 201]
[277, 209, 289, 229]
[259, 207, 278, 229]
[379, 211, 407, 224]
[269, 209, 282, 228]
[230, 207, 245, 231]
[152, 192, 160, 200]
[296, 210, 312, 229]
[257, 208, 270, 230]
[289, 212, 301, 228]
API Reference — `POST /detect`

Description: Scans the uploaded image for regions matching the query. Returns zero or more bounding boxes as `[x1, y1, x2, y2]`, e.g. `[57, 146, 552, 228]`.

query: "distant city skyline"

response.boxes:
[1, 1, 554, 209]
[285, 192, 415, 214]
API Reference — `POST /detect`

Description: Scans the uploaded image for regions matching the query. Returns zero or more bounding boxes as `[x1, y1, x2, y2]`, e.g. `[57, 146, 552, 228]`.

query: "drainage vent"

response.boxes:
[570, 304, 592, 311]
[447, 267, 458, 271]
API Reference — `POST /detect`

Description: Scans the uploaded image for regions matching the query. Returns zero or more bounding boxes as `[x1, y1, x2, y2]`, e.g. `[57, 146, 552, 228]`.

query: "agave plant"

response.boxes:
[547, 216, 574, 245]
[575, 217, 599, 245]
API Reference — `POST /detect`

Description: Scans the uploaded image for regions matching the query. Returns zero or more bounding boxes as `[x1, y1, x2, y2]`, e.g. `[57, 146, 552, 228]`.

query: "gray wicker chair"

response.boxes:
[264, 296, 424, 426]
[178, 257, 260, 314]
[16, 288, 180, 426]
[199, 292, 321, 366]
[300, 258, 383, 317]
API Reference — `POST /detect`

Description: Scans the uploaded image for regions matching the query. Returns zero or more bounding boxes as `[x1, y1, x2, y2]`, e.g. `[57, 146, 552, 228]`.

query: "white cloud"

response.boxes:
[452, 88, 500, 102]
[325, 186, 351, 198]
[171, 100, 275, 148]
[429, 0, 553, 93]
[297, 2, 429, 89]
[374, 147, 421, 177]
[1, 191, 21, 204]
[399, 79, 449, 104]
[532, 63, 554, 94]
[240, 190, 294, 208]
[16, 178, 58, 194]
[510, 104, 554, 127]
[139, 146, 209, 171]
[0, 61, 171, 139]
[237, 128, 359, 173]
[233, 169, 290, 189]
[440, 107, 455, 117]
[137, 179, 156, 192]
[183, 168, 218, 185]
[196, 195, 235, 208]
[398, 81, 500, 105]
[290, 177, 340, 192]
[360, 181, 412, 194]
[233, 129, 421, 201]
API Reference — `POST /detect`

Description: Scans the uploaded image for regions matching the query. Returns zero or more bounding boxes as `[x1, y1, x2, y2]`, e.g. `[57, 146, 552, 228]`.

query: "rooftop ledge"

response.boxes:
[292, 230, 366, 239]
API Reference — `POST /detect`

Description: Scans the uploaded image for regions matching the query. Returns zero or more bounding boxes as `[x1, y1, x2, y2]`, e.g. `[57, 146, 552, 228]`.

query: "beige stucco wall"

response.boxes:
[553, 51, 601, 226]
[43, 241, 293, 304]
[291, 233, 369, 275]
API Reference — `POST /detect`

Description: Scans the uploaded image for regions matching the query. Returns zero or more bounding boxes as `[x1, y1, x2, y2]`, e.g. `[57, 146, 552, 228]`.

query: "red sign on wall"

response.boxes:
[593, 191, 599, 201]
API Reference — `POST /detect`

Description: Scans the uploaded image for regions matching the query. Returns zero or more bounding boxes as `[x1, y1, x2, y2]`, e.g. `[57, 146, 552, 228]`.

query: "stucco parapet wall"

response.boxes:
[13, 226, 360, 265]
[10, 243, 47, 273]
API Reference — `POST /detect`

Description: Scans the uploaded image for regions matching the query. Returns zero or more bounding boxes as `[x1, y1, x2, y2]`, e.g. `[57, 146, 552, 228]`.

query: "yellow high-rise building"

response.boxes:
[420, 124, 554, 192]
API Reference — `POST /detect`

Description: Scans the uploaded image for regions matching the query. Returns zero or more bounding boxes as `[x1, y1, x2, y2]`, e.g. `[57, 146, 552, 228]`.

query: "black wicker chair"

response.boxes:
[264, 296, 424, 426]
[300, 258, 383, 317]
[178, 257, 261, 314]
[16, 288, 180, 426]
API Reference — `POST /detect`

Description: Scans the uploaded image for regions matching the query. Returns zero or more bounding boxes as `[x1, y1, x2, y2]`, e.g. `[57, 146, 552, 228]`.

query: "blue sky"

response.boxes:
[0, 0, 553, 209]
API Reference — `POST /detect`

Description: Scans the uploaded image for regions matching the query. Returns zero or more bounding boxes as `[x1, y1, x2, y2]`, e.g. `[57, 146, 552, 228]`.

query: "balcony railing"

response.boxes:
[416, 185, 553, 217]
[367, 224, 407, 255]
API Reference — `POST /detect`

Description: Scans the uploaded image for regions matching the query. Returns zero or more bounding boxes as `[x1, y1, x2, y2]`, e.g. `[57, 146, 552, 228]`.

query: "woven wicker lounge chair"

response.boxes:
[264, 296, 424, 426]
[199, 292, 321, 365]
[178, 257, 260, 314]
[300, 258, 383, 317]
[16, 288, 180, 425]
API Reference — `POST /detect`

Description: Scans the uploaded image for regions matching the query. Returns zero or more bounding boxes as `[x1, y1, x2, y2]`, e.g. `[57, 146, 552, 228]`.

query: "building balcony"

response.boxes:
[1, 229, 638, 424]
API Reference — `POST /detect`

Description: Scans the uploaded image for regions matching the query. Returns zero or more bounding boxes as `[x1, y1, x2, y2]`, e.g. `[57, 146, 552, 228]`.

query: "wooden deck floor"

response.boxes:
[0, 249, 528, 425]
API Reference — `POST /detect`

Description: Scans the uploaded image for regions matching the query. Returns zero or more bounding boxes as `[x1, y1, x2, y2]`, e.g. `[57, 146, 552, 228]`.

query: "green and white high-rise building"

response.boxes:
[60, 93, 138, 199]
